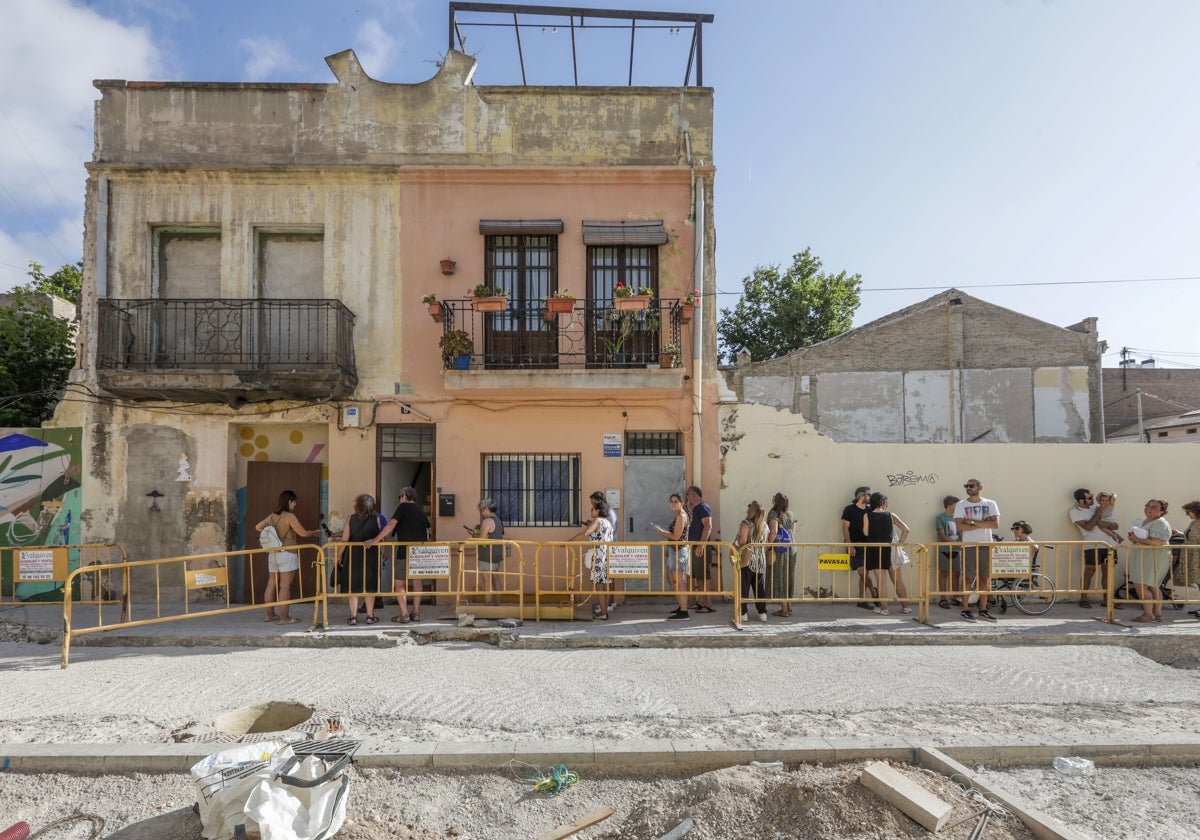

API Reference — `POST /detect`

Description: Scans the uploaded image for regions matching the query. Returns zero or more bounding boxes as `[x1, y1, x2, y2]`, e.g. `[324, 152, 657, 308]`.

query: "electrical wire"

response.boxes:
[507, 760, 579, 796]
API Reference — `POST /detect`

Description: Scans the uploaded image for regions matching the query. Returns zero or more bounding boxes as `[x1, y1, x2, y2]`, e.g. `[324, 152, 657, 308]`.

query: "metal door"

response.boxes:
[621, 455, 686, 592]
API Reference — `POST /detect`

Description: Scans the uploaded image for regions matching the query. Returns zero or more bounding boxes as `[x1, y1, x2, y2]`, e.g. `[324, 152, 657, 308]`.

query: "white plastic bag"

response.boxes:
[192, 740, 293, 839]
[244, 754, 350, 840]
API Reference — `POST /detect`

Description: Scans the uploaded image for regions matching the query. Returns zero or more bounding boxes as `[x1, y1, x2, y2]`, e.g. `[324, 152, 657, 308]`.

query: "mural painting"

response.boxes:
[0, 428, 83, 601]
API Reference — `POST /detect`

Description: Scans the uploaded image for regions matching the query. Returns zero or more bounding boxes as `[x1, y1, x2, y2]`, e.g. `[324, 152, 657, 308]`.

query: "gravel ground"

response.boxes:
[1, 628, 1199, 838]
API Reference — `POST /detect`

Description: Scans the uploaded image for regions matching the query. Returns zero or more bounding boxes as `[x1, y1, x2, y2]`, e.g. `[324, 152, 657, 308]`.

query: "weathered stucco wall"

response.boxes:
[719, 403, 1200, 590]
[93, 51, 713, 168]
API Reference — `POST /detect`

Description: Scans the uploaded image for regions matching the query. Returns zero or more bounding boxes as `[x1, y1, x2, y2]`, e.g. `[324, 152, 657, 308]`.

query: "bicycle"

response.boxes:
[967, 545, 1057, 615]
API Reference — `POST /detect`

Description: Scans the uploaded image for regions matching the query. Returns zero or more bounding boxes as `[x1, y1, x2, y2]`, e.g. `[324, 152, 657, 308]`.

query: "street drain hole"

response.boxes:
[212, 702, 315, 736]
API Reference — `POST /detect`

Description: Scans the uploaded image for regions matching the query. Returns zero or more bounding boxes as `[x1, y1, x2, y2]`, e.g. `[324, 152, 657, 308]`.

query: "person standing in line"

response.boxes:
[868, 492, 912, 614]
[1069, 488, 1115, 608]
[861, 494, 894, 614]
[474, 498, 506, 607]
[367, 486, 430, 623]
[652, 493, 691, 620]
[733, 500, 770, 622]
[686, 485, 716, 614]
[767, 492, 797, 617]
[255, 489, 320, 625]
[576, 497, 615, 619]
[1180, 501, 1200, 618]
[1127, 499, 1172, 623]
[935, 495, 962, 610]
[842, 486, 878, 610]
[335, 493, 382, 625]
[955, 479, 1000, 623]
[590, 490, 621, 613]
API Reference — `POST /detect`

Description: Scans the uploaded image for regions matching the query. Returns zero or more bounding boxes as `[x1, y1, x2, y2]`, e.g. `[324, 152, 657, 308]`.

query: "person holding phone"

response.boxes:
[652, 493, 690, 620]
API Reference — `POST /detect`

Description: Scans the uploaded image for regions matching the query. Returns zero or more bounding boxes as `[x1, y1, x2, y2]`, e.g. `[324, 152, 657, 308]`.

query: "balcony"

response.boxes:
[437, 297, 685, 391]
[96, 299, 357, 404]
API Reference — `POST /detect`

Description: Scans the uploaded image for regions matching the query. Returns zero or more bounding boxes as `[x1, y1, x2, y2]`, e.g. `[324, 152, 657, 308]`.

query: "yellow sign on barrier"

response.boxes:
[818, 553, 850, 570]
[408, 545, 451, 577]
[17, 548, 69, 582]
[186, 567, 228, 590]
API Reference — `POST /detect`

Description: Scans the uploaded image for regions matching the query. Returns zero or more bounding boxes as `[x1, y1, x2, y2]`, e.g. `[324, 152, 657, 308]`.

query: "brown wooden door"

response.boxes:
[245, 461, 322, 603]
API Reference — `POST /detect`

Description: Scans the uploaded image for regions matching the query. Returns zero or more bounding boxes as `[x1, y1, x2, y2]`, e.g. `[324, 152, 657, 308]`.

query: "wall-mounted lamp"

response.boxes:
[147, 489, 163, 513]
[440, 259, 457, 276]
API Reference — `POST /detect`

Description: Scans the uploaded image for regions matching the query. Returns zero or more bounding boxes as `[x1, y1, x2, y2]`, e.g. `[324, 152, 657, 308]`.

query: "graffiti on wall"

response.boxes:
[886, 470, 939, 488]
[0, 429, 82, 601]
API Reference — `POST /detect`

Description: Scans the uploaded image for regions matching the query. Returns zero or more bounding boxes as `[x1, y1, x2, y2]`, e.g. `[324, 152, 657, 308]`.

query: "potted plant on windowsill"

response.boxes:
[470, 283, 508, 312]
[659, 342, 681, 369]
[423, 293, 442, 322]
[613, 282, 653, 311]
[543, 290, 576, 320]
[439, 329, 474, 370]
[679, 289, 698, 324]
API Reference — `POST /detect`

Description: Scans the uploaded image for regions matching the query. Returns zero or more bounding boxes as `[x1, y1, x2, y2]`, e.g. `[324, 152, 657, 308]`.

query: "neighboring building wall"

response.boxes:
[725, 291, 1102, 443]
[1102, 368, 1200, 439]
[718, 403, 1200, 594]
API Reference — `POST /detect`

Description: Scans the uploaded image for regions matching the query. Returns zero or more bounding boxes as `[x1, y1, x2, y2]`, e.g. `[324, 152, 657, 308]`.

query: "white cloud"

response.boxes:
[355, 19, 398, 78]
[240, 36, 296, 81]
[0, 0, 162, 290]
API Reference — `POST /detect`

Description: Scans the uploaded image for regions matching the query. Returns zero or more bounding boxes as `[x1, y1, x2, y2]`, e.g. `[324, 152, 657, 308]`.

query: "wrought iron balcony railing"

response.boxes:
[97, 298, 357, 377]
[438, 297, 683, 371]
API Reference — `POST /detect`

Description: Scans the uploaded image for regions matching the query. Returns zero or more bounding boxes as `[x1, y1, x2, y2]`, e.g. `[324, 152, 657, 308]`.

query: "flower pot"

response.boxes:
[452, 354, 471, 370]
[659, 354, 678, 369]
[679, 303, 694, 324]
[472, 296, 508, 312]
[545, 297, 575, 314]
[614, 296, 650, 311]
[427, 302, 443, 322]
[440, 259, 457, 275]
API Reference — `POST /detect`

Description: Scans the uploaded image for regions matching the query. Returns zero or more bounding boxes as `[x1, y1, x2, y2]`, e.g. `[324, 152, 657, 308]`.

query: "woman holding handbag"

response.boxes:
[733, 500, 770, 622]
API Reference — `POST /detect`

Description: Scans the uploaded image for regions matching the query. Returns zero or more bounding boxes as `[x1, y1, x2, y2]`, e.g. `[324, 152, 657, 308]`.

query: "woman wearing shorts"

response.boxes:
[255, 490, 319, 624]
[653, 493, 691, 620]
[475, 498, 506, 606]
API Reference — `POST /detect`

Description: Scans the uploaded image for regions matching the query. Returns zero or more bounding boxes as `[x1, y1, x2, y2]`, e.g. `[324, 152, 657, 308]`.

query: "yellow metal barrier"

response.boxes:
[61, 544, 324, 668]
[1, 543, 127, 608]
[533, 540, 736, 622]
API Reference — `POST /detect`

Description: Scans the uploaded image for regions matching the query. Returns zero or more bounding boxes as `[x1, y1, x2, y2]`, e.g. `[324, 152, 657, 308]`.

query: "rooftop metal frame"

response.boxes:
[448, 2, 714, 87]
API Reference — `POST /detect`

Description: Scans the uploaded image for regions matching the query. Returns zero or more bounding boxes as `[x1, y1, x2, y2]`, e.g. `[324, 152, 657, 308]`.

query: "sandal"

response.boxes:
[263, 615, 279, 622]
[347, 616, 358, 625]
[695, 605, 715, 614]
[594, 613, 609, 620]
[280, 617, 299, 624]
[391, 614, 411, 624]
[1131, 615, 1155, 623]
[1078, 599, 1093, 608]
[938, 599, 951, 609]
[365, 615, 379, 624]
[411, 612, 420, 622]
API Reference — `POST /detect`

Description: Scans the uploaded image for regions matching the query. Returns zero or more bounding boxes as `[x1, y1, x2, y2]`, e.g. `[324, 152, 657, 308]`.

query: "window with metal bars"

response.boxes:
[380, 426, 434, 459]
[486, 235, 557, 308]
[624, 432, 683, 456]
[482, 453, 580, 527]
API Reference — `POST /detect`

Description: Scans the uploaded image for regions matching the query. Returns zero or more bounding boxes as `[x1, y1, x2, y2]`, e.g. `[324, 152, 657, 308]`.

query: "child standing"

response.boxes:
[935, 496, 961, 609]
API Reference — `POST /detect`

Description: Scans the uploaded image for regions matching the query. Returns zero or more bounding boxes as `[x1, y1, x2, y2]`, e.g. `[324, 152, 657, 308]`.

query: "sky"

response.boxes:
[3, 0, 1200, 370]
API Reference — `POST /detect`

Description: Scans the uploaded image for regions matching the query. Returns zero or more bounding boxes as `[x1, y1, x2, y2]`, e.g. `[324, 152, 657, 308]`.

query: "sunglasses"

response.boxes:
[964, 484, 979, 490]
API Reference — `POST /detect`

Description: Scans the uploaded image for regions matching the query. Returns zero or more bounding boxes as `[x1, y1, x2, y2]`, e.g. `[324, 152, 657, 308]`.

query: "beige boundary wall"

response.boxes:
[718, 403, 1200, 588]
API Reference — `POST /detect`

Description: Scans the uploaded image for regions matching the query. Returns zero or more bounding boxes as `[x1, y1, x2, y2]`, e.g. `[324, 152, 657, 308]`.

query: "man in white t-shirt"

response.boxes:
[954, 478, 1000, 623]
[1069, 488, 1117, 608]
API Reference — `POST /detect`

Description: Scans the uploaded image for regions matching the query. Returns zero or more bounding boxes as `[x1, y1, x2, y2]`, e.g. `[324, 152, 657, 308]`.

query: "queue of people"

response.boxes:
[252, 480, 1200, 628]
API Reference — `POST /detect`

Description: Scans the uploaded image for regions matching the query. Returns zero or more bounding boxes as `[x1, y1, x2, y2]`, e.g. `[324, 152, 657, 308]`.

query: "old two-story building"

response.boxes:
[52, 20, 718, 600]
[722, 289, 1105, 444]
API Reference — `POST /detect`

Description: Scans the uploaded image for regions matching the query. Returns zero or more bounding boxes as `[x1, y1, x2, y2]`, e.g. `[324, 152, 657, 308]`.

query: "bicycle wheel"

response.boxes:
[1012, 573, 1056, 615]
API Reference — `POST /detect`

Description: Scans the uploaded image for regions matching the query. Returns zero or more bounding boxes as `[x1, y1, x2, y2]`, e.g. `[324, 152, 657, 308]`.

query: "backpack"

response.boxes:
[259, 524, 283, 549]
[773, 525, 791, 555]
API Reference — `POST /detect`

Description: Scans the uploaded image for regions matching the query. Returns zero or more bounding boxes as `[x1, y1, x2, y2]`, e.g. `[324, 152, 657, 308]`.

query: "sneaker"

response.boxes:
[874, 607, 890, 615]
[960, 610, 976, 622]
[856, 602, 874, 611]
[758, 612, 768, 622]
[667, 610, 690, 621]
[899, 606, 913, 615]
[977, 610, 997, 623]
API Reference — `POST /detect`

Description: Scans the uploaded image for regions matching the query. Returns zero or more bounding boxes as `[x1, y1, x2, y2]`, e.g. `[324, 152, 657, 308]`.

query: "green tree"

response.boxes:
[0, 262, 79, 426]
[25, 260, 82, 304]
[717, 248, 862, 363]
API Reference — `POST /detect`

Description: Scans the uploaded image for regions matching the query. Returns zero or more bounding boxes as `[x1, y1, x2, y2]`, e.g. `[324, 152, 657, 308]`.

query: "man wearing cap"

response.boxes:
[955, 479, 1000, 622]
[841, 486, 878, 609]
